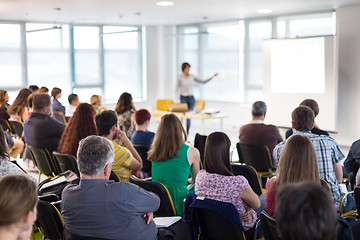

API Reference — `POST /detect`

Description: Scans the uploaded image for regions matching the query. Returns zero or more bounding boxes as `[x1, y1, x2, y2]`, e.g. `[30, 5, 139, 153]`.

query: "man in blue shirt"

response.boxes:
[62, 135, 160, 240]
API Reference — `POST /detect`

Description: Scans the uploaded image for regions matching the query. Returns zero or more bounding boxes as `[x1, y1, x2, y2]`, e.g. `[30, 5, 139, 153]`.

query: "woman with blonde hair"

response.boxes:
[148, 113, 200, 215]
[266, 134, 320, 216]
[0, 175, 38, 240]
[90, 95, 107, 114]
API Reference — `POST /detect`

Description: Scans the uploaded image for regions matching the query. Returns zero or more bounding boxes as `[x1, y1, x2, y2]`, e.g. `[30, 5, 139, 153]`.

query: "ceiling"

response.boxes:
[0, 0, 359, 25]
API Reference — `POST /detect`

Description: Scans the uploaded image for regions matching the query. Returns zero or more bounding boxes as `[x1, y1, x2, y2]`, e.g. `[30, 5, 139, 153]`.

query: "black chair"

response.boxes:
[9, 120, 23, 138]
[231, 163, 263, 196]
[130, 175, 176, 216]
[0, 118, 13, 132]
[36, 200, 64, 240]
[355, 186, 360, 216]
[133, 145, 152, 177]
[194, 133, 207, 165]
[29, 146, 60, 181]
[52, 111, 67, 124]
[260, 210, 280, 240]
[53, 152, 80, 177]
[109, 171, 120, 182]
[320, 178, 331, 192]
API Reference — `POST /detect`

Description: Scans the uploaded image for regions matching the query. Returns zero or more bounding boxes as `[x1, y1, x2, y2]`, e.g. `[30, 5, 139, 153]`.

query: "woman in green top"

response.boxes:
[148, 114, 200, 215]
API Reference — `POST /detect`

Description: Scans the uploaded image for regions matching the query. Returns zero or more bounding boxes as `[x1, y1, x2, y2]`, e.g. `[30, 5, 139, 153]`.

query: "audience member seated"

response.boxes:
[0, 90, 10, 121]
[51, 87, 65, 115]
[27, 93, 36, 116]
[8, 88, 32, 123]
[115, 92, 136, 139]
[24, 94, 66, 153]
[131, 109, 155, 147]
[344, 139, 360, 183]
[273, 106, 354, 212]
[148, 113, 200, 215]
[276, 182, 338, 240]
[90, 95, 107, 114]
[95, 110, 143, 181]
[239, 101, 282, 154]
[286, 99, 329, 139]
[29, 85, 39, 93]
[65, 93, 79, 118]
[58, 103, 97, 157]
[61, 135, 160, 240]
[266, 134, 320, 216]
[195, 131, 260, 235]
[38, 86, 49, 94]
[0, 175, 38, 240]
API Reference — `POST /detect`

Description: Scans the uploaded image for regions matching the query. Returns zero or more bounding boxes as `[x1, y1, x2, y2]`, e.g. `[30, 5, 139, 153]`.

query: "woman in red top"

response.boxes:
[266, 134, 320, 216]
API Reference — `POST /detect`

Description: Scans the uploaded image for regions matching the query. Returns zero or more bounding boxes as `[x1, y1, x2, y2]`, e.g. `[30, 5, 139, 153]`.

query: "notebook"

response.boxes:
[154, 216, 181, 228]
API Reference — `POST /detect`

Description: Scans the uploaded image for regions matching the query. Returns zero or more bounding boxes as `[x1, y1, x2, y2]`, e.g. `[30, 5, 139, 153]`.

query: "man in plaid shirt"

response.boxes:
[273, 106, 355, 211]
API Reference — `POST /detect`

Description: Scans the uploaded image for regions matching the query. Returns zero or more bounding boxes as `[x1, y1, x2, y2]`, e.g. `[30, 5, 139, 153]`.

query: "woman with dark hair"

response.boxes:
[51, 87, 65, 114]
[266, 134, 320, 216]
[114, 92, 136, 139]
[195, 131, 260, 233]
[0, 90, 10, 121]
[176, 62, 217, 134]
[0, 175, 37, 240]
[149, 114, 200, 215]
[8, 88, 32, 123]
[57, 103, 97, 157]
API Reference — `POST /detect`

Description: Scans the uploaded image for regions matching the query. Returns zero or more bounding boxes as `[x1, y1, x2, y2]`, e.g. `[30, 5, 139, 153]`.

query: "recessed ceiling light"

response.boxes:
[257, 9, 273, 14]
[156, 1, 174, 6]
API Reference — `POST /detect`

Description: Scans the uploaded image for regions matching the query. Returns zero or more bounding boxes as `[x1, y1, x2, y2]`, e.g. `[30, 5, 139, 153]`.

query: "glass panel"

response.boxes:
[245, 89, 264, 104]
[74, 87, 103, 103]
[74, 51, 100, 85]
[74, 26, 99, 49]
[0, 24, 20, 48]
[277, 21, 286, 38]
[26, 24, 69, 48]
[248, 21, 272, 49]
[103, 26, 138, 49]
[184, 27, 198, 50]
[0, 52, 22, 87]
[288, 18, 334, 37]
[248, 50, 265, 86]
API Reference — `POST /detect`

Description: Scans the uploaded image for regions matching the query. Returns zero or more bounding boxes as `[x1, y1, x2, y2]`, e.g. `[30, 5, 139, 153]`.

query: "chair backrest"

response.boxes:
[52, 111, 67, 124]
[36, 200, 64, 240]
[53, 152, 80, 177]
[9, 120, 23, 138]
[29, 146, 59, 177]
[133, 145, 151, 176]
[109, 171, 120, 182]
[194, 133, 207, 165]
[156, 99, 174, 111]
[355, 186, 360, 216]
[320, 179, 331, 192]
[0, 118, 13, 133]
[130, 175, 176, 216]
[260, 210, 280, 240]
[195, 100, 205, 112]
[231, 163, 263, 196]
[236, 142, 273, 172]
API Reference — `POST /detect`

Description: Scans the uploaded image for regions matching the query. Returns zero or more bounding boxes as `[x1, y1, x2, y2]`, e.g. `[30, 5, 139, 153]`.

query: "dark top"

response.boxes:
[0, 105, 10, 120]
[131, 130, 155, 147]
[239, 123, 283, 154]
[52, 98, 65, 114]
[344, 139, 360, 173]
[62, 179, 160, 240]
[285, 127, 329, 139]
[24, 112, 66, 152]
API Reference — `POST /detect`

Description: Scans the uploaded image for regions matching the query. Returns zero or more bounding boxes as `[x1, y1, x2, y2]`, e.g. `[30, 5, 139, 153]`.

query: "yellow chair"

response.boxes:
[155, 99, 174, 111]
[195, 100, 205, 112]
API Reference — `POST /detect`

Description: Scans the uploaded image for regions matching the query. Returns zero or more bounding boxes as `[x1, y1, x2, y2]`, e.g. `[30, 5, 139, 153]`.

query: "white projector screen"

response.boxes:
[263, 36, 338, 131]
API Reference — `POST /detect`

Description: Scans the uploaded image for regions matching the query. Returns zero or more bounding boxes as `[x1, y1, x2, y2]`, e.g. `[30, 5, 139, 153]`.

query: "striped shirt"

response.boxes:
[273, 131, 345, 208]
[111, 140, 133, 182]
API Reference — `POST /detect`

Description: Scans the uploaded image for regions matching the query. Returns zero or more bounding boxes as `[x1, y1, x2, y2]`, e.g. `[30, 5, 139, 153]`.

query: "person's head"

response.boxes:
[0, 126, 10, 160]
[32, 94, 52, 115]
[204, 132, 233, 176]
[275, 135, 320, 187]
[57, 103, 97, 157]
[38, 87, 49, 94]
[114, 92, 135, 114]
[181, 62, 191, 75]
[0, 90, 8, 106]
[8, 88, 32, 116]
[134, 109, 151, 126]
[77, 135, 114, 178]
[51, 87, 62, 99]
[276, 181, 338, 240]
[29, 85, 39, 93]
[27, 93, 36, 110]
[95, 110, 118, 138]
[0, 175, 38, 238]
[300, 99, 319, 118]
[291, 106, 315, 132]
[68, 94, 79, 106]
[90, 95, 102, 108]
[148, 114, 187, 162]
[251, 101, 267, 118]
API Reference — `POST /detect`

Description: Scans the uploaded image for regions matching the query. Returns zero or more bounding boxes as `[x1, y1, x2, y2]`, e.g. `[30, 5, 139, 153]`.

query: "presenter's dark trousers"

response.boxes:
[180, 95, 195, 134]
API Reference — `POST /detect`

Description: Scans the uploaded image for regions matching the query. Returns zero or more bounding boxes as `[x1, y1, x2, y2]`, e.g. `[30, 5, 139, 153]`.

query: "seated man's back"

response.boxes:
[62, 180, 160, 240]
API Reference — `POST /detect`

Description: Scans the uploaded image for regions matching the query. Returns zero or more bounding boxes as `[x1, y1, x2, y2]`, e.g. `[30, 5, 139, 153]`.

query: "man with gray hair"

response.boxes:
[239, 101, 283, 154]
[61, 135, 160, 240]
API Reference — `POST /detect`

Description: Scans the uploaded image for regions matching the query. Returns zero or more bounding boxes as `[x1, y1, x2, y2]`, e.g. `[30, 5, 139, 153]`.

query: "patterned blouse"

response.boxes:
[117, 109, 135, 140]
[0, 158, 37, 183]
[195, 169, 257, 230]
